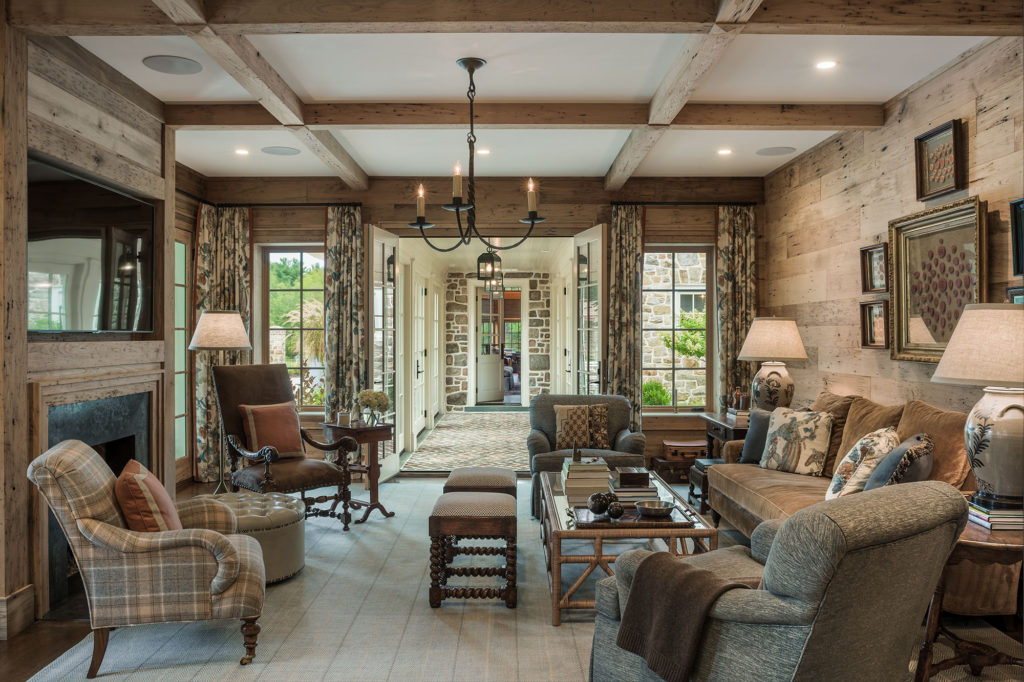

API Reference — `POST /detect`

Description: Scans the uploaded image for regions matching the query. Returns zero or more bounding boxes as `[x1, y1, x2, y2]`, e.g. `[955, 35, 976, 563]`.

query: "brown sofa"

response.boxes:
[707, 392, 1019, 616]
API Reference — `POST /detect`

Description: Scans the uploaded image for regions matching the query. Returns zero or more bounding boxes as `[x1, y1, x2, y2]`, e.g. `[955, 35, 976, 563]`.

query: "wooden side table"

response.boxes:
[703, 412, 748, 460]
[915, 522, 1023, 680]
[687, 458, 724, 517]
[321, 422, 396, 525]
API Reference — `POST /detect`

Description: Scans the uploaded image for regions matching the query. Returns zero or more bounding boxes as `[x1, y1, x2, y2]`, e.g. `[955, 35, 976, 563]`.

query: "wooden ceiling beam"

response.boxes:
[287, 126, 369, 191]
[150, 0, 205, 24]
[716, 0, 764, 23]
[603, 126, 667, 192]
[164, 102, 885, 131]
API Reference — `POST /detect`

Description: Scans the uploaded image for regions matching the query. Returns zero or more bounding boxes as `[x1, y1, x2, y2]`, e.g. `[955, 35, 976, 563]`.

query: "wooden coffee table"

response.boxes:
[538, 470, 717, 626]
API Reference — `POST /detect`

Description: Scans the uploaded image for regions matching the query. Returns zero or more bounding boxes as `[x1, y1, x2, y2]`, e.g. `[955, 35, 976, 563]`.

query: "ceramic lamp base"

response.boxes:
[751, 361, 795, 411]
[965, 387, 1024, 509]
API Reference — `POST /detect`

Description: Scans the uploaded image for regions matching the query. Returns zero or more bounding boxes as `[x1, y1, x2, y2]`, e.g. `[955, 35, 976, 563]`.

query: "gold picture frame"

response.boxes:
[888, 196, 986, 363]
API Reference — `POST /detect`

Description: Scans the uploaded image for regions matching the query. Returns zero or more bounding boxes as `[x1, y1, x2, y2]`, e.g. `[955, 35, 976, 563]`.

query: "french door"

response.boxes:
[411, 276, 427, 435]
[476, 287, 505, 403]
[370, 227, 400, 482]
[574, 224, 605, 395]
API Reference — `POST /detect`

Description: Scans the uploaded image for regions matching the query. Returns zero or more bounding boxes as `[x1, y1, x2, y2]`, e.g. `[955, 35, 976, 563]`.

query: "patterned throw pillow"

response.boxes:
[760, 408, 833, 476]
[238, 401, 304, 458]
[826, 427, 901, 499]
[589, 403, 610, 449]
[863, 434, 935, 492]
[115, 460, 184, 532]
[554, 404, 590, 450]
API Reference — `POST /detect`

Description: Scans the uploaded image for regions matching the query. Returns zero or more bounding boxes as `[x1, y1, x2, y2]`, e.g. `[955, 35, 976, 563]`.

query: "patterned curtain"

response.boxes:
[606, 204, 644, 430]
[193, 204, 253, 482]
[716, 205, 757, 410]
[324, 205, 367, 423]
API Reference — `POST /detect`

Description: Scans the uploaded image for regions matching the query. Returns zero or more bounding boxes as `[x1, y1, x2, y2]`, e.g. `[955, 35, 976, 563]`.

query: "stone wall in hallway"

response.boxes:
[444, 271, 551, 411]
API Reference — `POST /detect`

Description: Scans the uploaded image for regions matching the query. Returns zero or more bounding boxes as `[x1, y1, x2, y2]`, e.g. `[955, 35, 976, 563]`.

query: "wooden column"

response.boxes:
[0, 14, 32, 639]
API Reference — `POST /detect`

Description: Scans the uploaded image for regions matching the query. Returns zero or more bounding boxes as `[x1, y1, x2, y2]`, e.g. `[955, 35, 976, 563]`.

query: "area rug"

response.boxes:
[30, 478, 1023, 681]
[402, 411, 531, 471]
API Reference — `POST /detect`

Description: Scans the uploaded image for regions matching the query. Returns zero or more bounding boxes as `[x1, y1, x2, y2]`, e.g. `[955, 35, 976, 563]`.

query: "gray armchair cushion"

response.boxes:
[614, 429, 646, 454]
[527, 429, 551, 457]
[530, 393, 634, 451]
[750, 519, 784, 564]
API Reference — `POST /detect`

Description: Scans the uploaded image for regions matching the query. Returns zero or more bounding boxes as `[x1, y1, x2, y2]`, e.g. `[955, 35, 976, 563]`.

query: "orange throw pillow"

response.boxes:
[115, 460, 183, 532]
[238, 401, 304, 458]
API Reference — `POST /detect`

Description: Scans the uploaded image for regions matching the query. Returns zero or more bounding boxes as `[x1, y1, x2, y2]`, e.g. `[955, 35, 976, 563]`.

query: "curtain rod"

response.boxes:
[610, 200, 757, 207]
[174, 191, 362, 209]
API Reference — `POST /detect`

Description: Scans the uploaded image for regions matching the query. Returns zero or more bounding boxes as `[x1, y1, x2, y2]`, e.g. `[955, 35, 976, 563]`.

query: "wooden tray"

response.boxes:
[571, 506, 696, 529]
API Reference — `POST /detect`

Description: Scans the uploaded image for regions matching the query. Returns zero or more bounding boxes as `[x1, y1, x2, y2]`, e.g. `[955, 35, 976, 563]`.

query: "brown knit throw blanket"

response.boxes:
[616, 553, 750, 682]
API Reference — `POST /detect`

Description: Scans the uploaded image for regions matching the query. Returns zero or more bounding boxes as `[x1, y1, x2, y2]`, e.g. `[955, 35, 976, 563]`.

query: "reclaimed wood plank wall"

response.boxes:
[761, 38, 1023, 412]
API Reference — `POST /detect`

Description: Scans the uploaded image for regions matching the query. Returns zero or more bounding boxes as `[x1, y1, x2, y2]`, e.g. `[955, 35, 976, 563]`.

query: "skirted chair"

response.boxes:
[27, 440, 266, 678]
[212, 363, 361, 529]
[590, 481, 968, 681]
[527, 394, 645, 517]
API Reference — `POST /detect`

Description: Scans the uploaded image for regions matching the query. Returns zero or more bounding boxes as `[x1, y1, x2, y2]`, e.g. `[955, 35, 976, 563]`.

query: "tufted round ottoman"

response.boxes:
[443, 466, 518, 497]
[198, 492, 305, 583]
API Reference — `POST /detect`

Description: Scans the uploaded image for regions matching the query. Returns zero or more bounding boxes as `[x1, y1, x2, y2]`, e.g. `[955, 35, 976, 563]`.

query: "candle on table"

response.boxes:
[527, 178, 538, 213]
[416, 184, 425, 218]
[453, 163, 463, 201]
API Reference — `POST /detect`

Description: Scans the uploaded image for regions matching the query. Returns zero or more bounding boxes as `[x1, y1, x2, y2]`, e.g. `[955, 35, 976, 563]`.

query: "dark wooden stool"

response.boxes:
[443, 466, 518, 497]
[429, 492, 517, 609]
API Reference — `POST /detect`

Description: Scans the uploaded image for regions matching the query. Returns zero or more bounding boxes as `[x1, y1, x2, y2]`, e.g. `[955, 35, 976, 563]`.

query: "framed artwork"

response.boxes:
[860, 243, 888, 293]
[860, 301, 889, 349]
[914, 120, 965, 201]
[1012, 198, 1023, 277]
[1009, 286, 1024, 304]
[888, 196, 986, 363]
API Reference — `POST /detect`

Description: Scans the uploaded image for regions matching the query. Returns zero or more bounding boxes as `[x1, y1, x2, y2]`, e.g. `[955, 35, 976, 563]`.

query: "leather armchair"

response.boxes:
[212, 363, 360, 530]
[591, 481, 967, 681]
[527, 393, 646, 517]
[28, 440, 266, 678]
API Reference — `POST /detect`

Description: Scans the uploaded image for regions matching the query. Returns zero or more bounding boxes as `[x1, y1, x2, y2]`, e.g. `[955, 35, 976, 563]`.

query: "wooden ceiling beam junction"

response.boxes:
[287, 126, 370, 191]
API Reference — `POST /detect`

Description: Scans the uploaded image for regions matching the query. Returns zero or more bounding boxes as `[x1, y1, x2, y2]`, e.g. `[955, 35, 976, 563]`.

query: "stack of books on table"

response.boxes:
[609, 468, 660, 507]
[968, 502, 1024, 531]
[561, 457, 612, 507]
[726, 408, 749, 426]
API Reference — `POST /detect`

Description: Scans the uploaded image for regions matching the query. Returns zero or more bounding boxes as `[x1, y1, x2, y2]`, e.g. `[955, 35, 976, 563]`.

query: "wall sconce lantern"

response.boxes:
[578, 253, 589, 283]
[385, 253, 395, 283]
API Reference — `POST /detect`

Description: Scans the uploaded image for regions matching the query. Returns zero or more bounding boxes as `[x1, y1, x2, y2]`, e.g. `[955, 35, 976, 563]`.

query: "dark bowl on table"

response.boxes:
[635, 500, 675, 518]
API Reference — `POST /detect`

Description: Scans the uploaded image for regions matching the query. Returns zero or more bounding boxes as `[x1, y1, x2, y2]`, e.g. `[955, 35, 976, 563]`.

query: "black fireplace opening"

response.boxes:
[45, 392, 150, 615]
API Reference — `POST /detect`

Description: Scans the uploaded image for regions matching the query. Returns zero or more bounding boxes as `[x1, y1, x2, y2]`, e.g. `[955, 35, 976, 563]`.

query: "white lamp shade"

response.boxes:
[932, 303, 1024, 387]
[737, 317, 808, 362]
[188, 310, 252, 351]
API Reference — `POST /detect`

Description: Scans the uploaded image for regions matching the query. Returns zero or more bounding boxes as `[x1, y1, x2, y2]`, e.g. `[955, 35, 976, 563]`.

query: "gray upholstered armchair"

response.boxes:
[591, 481, 968, 681]
[528, 394, 645, 517]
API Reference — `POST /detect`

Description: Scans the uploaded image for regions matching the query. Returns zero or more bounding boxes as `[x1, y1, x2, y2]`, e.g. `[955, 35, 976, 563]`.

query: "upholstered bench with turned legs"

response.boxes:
[443, 466, 518, 497]
[428, 492, 517, 609]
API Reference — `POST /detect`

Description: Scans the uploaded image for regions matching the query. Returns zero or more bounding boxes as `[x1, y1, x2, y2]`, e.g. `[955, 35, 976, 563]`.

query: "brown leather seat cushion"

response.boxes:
[232, 457, 346, 493]
[708, 463, 830, 525]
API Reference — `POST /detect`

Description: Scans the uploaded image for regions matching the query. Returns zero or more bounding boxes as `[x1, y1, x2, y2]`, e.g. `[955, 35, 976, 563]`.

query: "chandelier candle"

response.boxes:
[416, 184, 425, 218]
[527, 179, 538, 213]
[453, 163, 462, 200]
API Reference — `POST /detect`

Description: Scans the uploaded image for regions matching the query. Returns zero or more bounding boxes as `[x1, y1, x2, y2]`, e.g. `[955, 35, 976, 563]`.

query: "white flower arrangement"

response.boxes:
[357, 389, 391, 412]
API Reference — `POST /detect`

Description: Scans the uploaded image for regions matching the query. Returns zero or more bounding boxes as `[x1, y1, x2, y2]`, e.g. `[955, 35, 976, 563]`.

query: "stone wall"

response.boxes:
[444, 271, 551, 410]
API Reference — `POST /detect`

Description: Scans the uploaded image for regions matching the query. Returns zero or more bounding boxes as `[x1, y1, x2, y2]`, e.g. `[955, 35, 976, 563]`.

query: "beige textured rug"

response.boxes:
[402, 412, 531, 471]
[30, 479, 1022, 681]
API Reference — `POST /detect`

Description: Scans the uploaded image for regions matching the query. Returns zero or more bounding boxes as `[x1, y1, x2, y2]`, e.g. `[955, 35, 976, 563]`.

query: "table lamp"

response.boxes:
[737, 317, 808, 410]
[932, 303, 1024, 510]
[188, 310, 252, 492]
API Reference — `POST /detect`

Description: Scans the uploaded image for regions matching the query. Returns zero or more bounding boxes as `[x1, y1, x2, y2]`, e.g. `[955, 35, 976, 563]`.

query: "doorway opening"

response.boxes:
[477, 287, 523, 405]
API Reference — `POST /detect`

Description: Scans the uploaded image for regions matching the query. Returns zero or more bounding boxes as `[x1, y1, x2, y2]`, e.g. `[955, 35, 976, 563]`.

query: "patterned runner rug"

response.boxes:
[403, 411, 531, 471]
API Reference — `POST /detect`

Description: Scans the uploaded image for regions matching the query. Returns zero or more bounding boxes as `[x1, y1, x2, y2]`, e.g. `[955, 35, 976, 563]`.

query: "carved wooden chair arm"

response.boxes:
[300, 429, 359, 453]
[226, 435, 279, 463]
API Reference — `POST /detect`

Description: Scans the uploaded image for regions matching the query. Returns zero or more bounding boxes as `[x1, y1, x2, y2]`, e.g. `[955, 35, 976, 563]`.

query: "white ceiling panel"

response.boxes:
[72, 36, 253, 103]
[636, 130, 837, 177]
[332, 128, 631, 177]
[246, 33, 693, 102]
[176, 130, 335, 177]
[690, 35, 987, 104]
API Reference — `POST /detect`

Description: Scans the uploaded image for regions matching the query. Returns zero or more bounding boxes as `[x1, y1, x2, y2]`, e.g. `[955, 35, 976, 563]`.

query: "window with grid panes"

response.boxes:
[640, 249, 711, 411]
[263, 249, 326, 411]
[173, 240, 191, 473]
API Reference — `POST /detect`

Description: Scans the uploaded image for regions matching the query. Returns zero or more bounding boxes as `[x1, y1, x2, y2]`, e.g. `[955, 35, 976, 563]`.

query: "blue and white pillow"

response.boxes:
[826, 427, 901, 499]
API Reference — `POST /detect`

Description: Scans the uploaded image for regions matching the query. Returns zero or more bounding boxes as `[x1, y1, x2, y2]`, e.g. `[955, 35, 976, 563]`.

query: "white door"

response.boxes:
[574, 224, 605, 395]
[411, 276, 427, 435]
[370, 226, 401, 482]
[431, 286, 442, 421]
[476, 288, 505, 403]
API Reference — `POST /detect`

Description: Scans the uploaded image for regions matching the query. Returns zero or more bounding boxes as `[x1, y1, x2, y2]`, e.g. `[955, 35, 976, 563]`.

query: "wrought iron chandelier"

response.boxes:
[408, 57, 545, 294]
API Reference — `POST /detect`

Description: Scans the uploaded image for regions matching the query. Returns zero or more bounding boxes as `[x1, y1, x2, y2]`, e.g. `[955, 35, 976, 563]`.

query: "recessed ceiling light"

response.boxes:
[717, 148, 733, 156]
[477, 149, 491, 155]
[261, 146, 301, 156]
[234, 148, 249, 156]
[142, 55, 203, 75]
[816, 60, 838, 70]
[756, 146, 798, 157]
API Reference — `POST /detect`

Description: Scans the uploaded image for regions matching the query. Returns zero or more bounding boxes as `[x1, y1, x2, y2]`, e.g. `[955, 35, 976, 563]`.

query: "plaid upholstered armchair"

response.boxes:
[28, 441, 266, 678]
